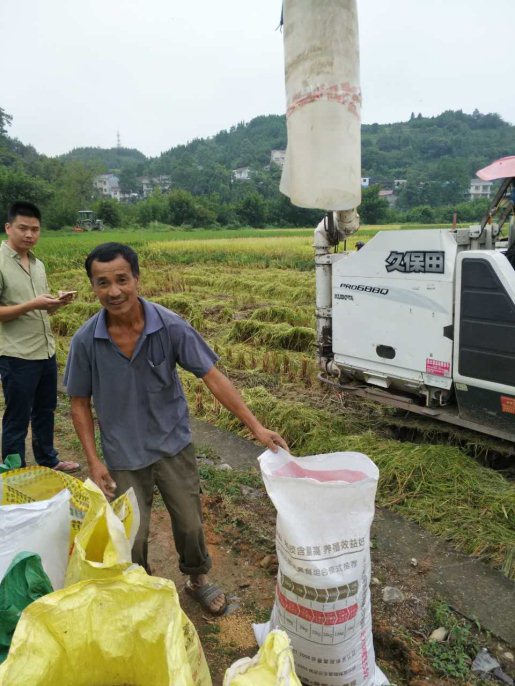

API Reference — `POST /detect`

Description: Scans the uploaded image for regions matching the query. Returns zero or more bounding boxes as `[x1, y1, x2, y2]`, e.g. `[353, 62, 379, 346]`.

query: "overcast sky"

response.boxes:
[1, 0, 514, 158]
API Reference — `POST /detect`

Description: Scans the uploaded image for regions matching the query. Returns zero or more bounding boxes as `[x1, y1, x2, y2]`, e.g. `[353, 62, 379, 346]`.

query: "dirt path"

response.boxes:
[148, 500, 276, 685]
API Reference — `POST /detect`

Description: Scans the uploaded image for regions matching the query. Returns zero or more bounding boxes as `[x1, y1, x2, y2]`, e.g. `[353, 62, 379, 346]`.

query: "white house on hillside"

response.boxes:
[138, 175, 172, 198]
[270, 150, 286, 168]
[469, 179, 494, 200]
[94, 174, 121, 201]
[232, 167, 251, 181]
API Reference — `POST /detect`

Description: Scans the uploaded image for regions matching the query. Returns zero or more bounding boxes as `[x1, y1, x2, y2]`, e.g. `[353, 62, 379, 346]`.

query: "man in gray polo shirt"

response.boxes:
[64, 242, 288, 615]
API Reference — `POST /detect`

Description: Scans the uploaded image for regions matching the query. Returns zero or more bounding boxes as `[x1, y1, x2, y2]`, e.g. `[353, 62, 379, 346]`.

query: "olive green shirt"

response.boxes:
[0, 241, 55, 359]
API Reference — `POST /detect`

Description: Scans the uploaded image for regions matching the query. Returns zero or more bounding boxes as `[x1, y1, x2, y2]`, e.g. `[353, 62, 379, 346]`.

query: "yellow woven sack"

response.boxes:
[0, 466, 88, 544]
[65, 479, 140, 586]
[0, 569, 211, 686]
[223, 630, 301, 686]
[0, 466, 136, 550]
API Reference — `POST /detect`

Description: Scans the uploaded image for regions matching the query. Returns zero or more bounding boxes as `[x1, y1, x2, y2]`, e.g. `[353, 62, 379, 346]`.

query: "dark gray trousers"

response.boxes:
[112, 443, 211, 576]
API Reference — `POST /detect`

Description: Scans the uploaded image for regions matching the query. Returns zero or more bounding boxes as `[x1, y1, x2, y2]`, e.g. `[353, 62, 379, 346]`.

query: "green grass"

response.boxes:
[421, 603, 480, 680]
[198, 465, 263, 500]
[228, 319, 315, 352]
[37, 222, 461, 273]
[250, 305, 313, 328]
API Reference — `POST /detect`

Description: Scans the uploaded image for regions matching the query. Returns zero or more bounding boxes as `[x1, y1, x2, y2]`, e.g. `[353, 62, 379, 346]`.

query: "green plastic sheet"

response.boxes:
[0, 455, 22, 474]
[0, 552, 53, 662]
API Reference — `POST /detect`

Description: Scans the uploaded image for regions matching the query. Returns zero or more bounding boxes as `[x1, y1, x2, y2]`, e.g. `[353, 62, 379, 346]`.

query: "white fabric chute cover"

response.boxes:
[280, 0, 362, 211]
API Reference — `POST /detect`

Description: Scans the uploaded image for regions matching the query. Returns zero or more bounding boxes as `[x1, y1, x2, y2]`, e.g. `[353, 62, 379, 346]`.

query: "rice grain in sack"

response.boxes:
[259, 449, 386, 686]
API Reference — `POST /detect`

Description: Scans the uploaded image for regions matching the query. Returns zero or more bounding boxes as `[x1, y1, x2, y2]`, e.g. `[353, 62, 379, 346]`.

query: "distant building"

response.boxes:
[361, 177, 371, 188]
[137, 175, 172, 198]
[393, 179, 407, 189]
[379, 189, 396, 207]
[232, 167, 251, 181]
[139, 177, 153, 198]
[95, 173, 171, 201]
[94, 174, 121, 201]
[469, 178, 494, 200]
[155, 175, 172, 192]
[270, 150, 286, 168]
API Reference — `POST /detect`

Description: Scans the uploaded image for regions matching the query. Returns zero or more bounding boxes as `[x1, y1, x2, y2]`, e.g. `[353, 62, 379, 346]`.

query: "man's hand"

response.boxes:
[57, 290, 76, 305]
[90, 460, 117, 500]
[31, 294, 59, 311]
[252, 426, 289, 453]
[37, 292, 74, 315]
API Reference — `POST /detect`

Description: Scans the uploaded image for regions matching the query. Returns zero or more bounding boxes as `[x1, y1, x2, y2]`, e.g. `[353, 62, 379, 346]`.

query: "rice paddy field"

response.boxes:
[38, 225, 515, 580]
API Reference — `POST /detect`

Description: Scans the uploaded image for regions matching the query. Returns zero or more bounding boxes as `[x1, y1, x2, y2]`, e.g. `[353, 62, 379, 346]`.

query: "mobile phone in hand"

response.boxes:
[58, 290, 78, 300]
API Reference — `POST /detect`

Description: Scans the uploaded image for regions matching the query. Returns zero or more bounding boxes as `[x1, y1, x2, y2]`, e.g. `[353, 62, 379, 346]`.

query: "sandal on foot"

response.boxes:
[52, 460, 81, 473]
[185, 581, 227, 616]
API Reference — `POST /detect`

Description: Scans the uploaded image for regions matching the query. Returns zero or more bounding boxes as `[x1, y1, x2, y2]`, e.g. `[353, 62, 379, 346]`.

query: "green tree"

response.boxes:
[236, 192, 266, 227]
[119, 164, 143, 195]
[191, 197, 217, 227]
[268, 194, 322, 227]
[168, 189, 199, 225]
[136, 191, 169, 226]
[358, 186, 389, 224]
[0, 107, 13, 137]
[95, 198, 122, 227]
[43, 162, 96, 229]
[0, 168, 53, 224]
[406, 205, 435, 223]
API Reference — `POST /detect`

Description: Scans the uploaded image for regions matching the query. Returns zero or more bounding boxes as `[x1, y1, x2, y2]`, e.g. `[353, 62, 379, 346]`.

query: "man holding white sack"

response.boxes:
[64, 242, 288, 615]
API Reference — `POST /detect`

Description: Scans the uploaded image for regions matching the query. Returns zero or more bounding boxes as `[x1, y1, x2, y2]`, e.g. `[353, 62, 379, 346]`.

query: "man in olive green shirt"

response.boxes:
[0, 201, 79, 471]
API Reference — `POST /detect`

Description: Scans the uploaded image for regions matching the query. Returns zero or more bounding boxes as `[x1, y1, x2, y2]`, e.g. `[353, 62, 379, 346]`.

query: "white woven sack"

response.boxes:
[0, 489, 70, 589]
[259, 449, 387, 686]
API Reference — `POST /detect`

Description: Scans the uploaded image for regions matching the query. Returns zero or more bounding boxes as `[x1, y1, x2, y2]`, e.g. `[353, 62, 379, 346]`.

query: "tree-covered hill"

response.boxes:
[131, 109, 514, 207]
[1, 104, 514, 228]
[362, 110, 514, 208]
[362, 110, 513, 180]
[152, 115, 286, 174]
[59, 146, 147, 171]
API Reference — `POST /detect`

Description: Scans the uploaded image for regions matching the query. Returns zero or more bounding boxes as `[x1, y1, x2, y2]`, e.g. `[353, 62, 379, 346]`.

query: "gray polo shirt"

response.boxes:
[64, 298, 218, 471]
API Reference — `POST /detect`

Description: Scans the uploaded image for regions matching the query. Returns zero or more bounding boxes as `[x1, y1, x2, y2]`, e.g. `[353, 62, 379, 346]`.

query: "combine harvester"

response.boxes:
[280, 2, 515, 451]
[315, 162, 515, 450]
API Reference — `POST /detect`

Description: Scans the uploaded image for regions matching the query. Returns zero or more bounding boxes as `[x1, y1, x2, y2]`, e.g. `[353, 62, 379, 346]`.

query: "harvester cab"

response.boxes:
[74, 210, 103, 232]
[315, 158, 515, 446]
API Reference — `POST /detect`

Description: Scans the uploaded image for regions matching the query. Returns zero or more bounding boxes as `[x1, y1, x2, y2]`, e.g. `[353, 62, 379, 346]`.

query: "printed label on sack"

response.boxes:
[501, 395, 515, 415]
[425, 358, 451, 377]
[275, 572, 360, 646]
[277, 588, 358, 626]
